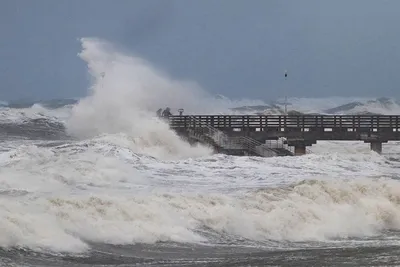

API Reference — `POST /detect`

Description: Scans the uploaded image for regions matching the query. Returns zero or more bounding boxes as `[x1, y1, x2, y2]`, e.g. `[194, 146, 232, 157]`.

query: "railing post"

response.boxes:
[390, 116, 393, 129]
[278, 115, 281, 129]
[284, 115, 287, 130]
[377, 115, 380, 130]
[224, 115, 227, 128]
[370, 116, 373, 131]
[321, 116, 325, 131]
[264, 115, 267, 129]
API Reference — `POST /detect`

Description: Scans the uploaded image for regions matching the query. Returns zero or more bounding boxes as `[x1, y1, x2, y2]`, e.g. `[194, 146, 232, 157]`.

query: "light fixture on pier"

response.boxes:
[284, 70, 288, 115]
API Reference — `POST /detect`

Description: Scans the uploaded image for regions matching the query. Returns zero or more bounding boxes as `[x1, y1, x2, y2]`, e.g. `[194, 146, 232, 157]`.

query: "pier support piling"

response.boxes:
[287, 139, 316, 156]
[294, 145, 306, 156]
[370, 142, 383, 154]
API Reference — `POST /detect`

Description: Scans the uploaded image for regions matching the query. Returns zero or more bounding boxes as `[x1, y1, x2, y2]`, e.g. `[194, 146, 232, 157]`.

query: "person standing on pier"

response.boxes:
[162, 107, 172, 117]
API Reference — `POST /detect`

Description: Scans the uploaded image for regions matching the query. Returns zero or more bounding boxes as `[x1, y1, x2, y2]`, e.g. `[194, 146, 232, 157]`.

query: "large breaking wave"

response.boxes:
[2, 142, 400, 254]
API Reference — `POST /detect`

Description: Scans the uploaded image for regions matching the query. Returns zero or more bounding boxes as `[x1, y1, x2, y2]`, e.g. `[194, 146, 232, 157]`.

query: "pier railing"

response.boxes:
[169, 115, 400, 130]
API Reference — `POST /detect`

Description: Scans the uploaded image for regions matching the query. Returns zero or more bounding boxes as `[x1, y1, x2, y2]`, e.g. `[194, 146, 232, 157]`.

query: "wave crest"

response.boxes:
[2, 178, 400, 253]
[65, 38, 218, 159]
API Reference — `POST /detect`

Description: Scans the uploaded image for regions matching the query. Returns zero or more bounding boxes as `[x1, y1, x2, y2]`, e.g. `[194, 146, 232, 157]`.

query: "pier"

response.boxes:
[168, 115, 400, 157]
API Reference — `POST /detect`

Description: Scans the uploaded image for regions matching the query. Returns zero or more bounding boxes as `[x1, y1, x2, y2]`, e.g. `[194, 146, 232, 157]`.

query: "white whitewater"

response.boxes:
[1, 38, 400, 254]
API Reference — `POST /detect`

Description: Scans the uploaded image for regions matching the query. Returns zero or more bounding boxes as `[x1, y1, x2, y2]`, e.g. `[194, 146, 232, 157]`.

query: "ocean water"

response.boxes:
[1, 38, 400, 266]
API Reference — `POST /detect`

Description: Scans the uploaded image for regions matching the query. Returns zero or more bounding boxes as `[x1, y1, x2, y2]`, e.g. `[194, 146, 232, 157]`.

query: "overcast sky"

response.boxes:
[0, 0, 399, 102]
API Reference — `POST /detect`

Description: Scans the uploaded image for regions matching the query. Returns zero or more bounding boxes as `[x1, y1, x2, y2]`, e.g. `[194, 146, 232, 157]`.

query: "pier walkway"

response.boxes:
[168, 115, 400, 156]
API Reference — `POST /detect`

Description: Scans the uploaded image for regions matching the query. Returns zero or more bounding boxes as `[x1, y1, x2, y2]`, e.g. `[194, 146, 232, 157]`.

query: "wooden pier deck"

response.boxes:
[168, 115, 400, 156]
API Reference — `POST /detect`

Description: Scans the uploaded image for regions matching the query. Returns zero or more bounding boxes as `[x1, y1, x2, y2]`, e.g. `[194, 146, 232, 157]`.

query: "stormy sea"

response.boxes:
[1, 38, 400, 267]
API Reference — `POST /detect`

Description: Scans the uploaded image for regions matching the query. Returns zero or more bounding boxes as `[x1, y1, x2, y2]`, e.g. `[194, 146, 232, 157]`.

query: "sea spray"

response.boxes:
[66, 38, 218, 159]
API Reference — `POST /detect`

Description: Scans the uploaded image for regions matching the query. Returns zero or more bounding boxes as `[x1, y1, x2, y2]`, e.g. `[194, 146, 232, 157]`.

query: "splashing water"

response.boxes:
[2, 38, 400, 266]
[66, 38, 223, 159]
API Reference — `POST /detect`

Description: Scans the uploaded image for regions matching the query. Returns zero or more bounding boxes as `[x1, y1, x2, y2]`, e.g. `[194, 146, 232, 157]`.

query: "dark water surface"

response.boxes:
[1, 243, 400, 267]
